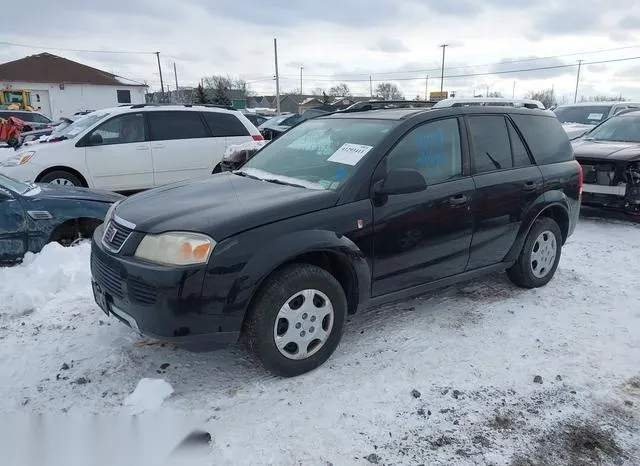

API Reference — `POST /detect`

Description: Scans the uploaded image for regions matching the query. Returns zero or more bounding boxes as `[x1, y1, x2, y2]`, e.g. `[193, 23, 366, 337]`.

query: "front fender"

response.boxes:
[208, 229, 371, 326]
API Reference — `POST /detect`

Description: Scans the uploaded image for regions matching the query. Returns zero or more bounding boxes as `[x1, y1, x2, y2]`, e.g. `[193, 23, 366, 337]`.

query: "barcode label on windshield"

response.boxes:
[327, 143, 373, 166]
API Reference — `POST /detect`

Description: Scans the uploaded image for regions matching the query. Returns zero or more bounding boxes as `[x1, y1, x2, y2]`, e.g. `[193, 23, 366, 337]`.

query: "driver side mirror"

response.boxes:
[373, 168, 427, 195]
[88, 133, 103, 146]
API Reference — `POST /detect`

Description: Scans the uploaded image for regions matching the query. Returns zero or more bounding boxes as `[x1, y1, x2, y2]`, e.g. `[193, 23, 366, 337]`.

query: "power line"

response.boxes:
[301, 44, 640, 78]
[0, 41, 155, 55]
[278, 55, 640, 83]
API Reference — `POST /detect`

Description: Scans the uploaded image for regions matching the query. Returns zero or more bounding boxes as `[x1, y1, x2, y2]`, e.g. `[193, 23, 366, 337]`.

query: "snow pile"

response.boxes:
[0, 242, 91, 316]
[124, 378, 174, 415]
[224, 139, 266, 157]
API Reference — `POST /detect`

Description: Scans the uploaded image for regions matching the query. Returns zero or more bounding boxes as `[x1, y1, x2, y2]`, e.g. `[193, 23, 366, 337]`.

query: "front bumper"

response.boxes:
[90, 225, 240, 351]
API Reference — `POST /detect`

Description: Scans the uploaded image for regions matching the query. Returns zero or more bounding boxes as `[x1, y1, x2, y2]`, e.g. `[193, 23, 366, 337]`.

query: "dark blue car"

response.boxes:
[0, 173, 124, 264]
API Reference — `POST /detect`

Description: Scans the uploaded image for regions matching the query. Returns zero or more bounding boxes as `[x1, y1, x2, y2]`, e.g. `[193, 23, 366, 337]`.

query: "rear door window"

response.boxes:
[511, 114, 573, 164]
[468, 115, 512, 173]
[202, 112, 250, 137]
[147, 111, 210, 141]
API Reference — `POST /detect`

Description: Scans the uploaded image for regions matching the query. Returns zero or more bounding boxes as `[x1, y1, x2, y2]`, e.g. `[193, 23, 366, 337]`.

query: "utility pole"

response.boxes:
[173, 62, 179, 91]
[300, 66, 303, 96]
[512, 81, 516, 98]
[369, 75, 373, 98]
[574, 60, 583, 103]
[274, 38, 281, 114]
[439, 44, 448, 92]
[425, 75, 429, 100]
[155, 52, 165, 102]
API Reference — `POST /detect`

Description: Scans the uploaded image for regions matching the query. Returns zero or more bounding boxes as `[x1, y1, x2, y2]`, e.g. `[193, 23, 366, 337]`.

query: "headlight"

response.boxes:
[1, 151, 35, 167]
[103, 200, 120, 224]
[134, 232, 216, 266]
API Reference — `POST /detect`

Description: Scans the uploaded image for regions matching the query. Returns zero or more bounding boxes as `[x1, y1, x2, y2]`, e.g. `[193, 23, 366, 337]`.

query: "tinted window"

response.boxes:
[553, 105, 612, 124]
[16, 112, 51, 123]
[468, 115, 512, 173]
[90, 113, 145, 145]
[511, 114, 573, 164]
[117, 90, 131, 104]
[203, 112, 250, 137]
[148, 111, 210, 140]
[507, 119, 532, 167]
[387, 118, 462, 184]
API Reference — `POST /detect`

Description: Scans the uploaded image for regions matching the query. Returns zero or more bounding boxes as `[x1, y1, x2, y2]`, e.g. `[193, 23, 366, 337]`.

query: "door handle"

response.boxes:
[523, 181, 539, 191]
[136, 145, 149, 151]
[449, 194, 469, 205]
[151, 144, 164, 149]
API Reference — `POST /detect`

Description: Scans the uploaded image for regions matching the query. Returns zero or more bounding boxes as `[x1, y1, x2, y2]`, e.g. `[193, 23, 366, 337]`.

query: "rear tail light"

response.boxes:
[576, 160, 583, 196]
[252, 134, 264, 141]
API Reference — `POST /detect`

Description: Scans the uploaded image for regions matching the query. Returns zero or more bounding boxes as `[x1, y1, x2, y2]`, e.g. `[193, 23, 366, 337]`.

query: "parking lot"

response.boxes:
[1, 211, 638, 465]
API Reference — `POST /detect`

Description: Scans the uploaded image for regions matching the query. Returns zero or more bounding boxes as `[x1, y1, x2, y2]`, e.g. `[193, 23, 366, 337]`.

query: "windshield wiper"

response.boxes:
[233, 170, 261, 180]
[262, 178, 307, 188]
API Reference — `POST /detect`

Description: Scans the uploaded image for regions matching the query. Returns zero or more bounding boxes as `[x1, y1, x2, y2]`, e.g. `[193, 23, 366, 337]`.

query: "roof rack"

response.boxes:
[128, 103, 236, 111]
[339, 100, 437, 113]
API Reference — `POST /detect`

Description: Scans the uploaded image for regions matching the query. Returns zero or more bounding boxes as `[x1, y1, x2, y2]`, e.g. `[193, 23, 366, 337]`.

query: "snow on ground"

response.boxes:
[1, 213, 639, 465]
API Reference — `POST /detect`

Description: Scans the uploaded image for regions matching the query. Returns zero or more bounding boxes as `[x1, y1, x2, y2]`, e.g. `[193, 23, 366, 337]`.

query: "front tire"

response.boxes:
[39, 170, 83, 187]
[243, 264, 347, 377]
[507, 217, 562, 289]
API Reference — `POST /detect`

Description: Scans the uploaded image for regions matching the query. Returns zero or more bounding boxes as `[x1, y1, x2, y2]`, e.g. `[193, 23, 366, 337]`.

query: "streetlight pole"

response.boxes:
[300, 66, 303, 96]
[439, 44, 448, 93]
[574, 60, 583, 103]
[274, 38, 281, 114]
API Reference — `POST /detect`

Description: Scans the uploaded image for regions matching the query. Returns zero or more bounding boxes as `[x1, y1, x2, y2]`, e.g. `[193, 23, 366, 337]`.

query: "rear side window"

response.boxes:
[468, 115, 512, 173]
[511, 114, 573, 164]
[507, 119, 532, 167]
[147, 111, 210, 141]
[202, 112, 250, 137]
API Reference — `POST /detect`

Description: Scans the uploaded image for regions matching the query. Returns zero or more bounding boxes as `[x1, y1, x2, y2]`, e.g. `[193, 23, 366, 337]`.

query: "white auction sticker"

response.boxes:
[327, 143, 373, 166]
[587, 113, 603, 120]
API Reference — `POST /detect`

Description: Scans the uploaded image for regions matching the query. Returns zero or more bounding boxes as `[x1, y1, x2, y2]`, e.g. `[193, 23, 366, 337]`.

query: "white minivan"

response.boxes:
[0, 104, 263, 192]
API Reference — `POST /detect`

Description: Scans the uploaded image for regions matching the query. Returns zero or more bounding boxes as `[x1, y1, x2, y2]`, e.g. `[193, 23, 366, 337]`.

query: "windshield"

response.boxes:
[583, 114, 640, 143]
[260, 114, 298, 128]
[53, 112, 109, 139]
[239, 118, 394, 190]
[0, 173, 31, 194]
[554, 105, 612, 125]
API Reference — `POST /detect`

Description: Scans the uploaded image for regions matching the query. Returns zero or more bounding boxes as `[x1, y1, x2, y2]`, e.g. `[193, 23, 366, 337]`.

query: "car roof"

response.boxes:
[321, 105, 555, 121]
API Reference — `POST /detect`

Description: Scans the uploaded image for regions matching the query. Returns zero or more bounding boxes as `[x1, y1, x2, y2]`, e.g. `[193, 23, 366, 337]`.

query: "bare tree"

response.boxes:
[487, 91, 504, 98]
[375, 82, 404, 100]
[580, 94, 628, 102]
[525, 88, 556, 109]
[202, 75, 251, 106]
[329, 83, 351, 97]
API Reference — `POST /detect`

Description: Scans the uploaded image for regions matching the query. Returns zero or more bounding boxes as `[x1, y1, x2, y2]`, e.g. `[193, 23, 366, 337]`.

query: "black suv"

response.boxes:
[90, 105, 582, 377]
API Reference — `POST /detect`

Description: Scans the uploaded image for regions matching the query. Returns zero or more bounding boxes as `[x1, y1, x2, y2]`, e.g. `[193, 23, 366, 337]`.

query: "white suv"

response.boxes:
[0, 104, 263, 191]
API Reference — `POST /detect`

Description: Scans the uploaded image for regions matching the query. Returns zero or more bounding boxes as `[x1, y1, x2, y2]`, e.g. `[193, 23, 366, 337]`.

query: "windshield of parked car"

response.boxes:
[554, 105, 612, 125]
[260, 114, 298, 128]
[238, 118, 394, 190]
[583, 114, 640, 142]
[0, 173, 32, 194]
[53, 112, 109, 140]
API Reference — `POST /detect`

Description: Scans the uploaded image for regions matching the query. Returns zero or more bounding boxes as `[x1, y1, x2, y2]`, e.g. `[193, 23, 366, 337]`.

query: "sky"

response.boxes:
[2, 0, 640, 102]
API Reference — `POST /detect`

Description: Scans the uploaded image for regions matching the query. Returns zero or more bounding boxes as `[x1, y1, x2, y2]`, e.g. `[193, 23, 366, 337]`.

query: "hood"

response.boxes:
[562, 123, 594, 140]
[571, 139, 640, 161]
[34, 183, 125, 203]
[114, 172, 338, 239]
[15, 138, 71, 156]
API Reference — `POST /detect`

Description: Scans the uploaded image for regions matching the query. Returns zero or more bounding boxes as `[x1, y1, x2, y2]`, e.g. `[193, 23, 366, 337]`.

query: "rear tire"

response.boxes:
[39, 170, 84, 187]
[243, 264, 347, 377]
[507, 217, 562, 289]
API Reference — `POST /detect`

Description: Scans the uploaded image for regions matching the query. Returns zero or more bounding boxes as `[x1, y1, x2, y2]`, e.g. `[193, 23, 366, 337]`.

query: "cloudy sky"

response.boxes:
[2, 0, 640, 102]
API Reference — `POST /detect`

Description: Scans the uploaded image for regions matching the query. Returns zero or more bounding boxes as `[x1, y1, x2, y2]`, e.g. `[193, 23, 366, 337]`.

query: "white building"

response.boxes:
[0, 53, 147, 119]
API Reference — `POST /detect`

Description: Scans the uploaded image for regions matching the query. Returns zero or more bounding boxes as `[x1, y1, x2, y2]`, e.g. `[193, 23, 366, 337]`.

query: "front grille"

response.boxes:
[91, 254, 124, 299]
[129, 276, 158, 305]
[102, 220, 133, 251]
